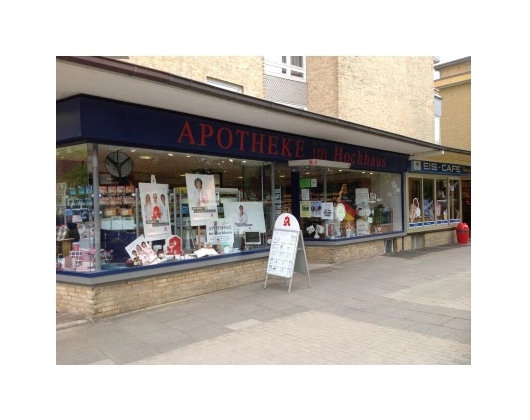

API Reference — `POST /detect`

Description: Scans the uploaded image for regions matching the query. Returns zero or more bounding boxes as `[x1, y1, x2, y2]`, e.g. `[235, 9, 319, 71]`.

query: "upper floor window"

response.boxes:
[264, 56, 306, 80]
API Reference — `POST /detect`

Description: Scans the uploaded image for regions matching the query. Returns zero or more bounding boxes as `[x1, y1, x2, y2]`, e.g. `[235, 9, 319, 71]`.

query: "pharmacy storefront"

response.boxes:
[56, 61, 468, 319]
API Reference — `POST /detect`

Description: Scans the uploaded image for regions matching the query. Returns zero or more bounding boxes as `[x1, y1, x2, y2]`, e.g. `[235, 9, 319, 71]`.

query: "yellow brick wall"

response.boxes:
[306, 240, 385, 264]
[57, 258, 268, 319]
[437, 83, 471, 150]
[308, 56, 436, 142]
[424, 229, 458, 247]
[306, 56, 339, 116]
[434, 58, 471, 151]
[123, 56, 265, 98]
[56, 282, 95, 316]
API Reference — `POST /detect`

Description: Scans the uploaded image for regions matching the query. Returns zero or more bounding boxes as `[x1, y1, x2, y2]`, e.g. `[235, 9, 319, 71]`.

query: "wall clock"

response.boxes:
[105, 151, 133, 178]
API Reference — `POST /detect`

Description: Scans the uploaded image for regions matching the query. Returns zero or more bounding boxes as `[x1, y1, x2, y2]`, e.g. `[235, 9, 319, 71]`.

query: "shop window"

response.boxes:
[408, 177, 422, 224]
[406, 174, 463, 230]
[423, 179, 435, 225]
[435, 179, 448, 222]
[292, 169, 403, 239]
[448, 179, 462, 222]
[56, 143, 277, 272]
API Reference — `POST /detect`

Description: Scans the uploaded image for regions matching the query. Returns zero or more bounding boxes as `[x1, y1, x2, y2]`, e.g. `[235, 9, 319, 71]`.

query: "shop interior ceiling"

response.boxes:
[56, 144, 354, 188]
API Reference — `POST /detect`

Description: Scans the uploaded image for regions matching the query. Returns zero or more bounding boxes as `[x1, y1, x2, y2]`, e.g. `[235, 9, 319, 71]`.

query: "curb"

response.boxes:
[56, 318, 92, 331]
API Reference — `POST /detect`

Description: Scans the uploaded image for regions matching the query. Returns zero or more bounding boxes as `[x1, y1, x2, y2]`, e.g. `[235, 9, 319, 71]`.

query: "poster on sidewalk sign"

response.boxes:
[264, 213, 311, 294]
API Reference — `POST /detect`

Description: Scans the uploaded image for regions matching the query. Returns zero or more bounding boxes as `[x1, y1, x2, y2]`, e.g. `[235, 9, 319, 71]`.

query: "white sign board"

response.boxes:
[264, 213, 311, 294]
[205, 219, 235, 248]
[266, 229, 299, 279]
[223, 201, 266, 234]
[335, 203, 346, 222]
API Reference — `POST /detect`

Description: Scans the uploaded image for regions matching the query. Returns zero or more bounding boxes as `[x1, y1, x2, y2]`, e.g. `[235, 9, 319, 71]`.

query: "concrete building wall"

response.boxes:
[307, 56, 436, 142]
[125, 56, 436, 142]
[124, 56, 265, 98]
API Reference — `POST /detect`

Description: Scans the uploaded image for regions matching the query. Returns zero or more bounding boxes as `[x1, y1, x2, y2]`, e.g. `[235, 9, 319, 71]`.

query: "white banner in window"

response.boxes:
[223, 201, 266, 234]
[139, 182, 171, 241]
[185, 174, 218, 226]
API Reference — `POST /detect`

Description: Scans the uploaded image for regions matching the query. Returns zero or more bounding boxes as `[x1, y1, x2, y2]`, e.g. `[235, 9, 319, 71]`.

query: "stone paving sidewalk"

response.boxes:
[57, 243, 471, 365]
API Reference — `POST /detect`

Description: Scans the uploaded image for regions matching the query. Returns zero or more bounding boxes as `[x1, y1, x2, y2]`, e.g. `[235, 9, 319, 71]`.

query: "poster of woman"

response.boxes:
[139, 182, 171, 241]
[185, 174, 218, 226]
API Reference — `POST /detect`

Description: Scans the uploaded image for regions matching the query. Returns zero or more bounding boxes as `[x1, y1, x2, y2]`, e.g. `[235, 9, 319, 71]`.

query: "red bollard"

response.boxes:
[456, 222, 469, 244]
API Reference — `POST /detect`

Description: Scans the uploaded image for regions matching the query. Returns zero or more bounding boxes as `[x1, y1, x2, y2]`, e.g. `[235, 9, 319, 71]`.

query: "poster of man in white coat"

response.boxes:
[224, 201, 266, 234]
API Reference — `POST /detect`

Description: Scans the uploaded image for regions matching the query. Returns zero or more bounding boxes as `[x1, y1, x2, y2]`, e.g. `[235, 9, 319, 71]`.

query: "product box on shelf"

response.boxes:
[104, 208, 117, 217]
[120, 208, 133, 216]
[101, 218, 112, 230]
[111, 216, 123, 230]
[123, 196, 136, 205]
[122, 216, 135, 230]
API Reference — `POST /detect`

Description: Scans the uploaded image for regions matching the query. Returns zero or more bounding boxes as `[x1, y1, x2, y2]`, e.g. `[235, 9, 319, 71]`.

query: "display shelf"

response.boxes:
[99, 184, 137, 230]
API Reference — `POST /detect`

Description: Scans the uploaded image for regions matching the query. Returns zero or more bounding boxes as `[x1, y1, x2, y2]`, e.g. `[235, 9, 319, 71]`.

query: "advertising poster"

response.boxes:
[310, 201, 323, 218]
[205, 219, 235, 248]
[299, 201, 311, 218]
[125, 234, 159, 265]
[321, 202, 334, 220]
[138, 183, 171, 241]
[185, 174, 218, 226]
[223, 201, 266, 234]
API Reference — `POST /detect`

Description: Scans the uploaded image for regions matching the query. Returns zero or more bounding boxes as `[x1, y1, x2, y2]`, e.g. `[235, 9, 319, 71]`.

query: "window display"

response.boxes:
[407, 175, 463, 229]
[298, 171, 403, 238]
[56, 143, 406, 273]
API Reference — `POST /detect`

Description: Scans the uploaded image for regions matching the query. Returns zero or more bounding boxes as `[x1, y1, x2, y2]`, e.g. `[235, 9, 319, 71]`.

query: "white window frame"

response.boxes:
[264, 56, 306, 81]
